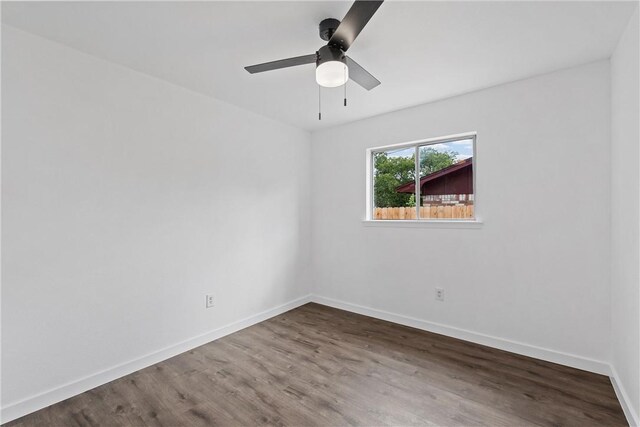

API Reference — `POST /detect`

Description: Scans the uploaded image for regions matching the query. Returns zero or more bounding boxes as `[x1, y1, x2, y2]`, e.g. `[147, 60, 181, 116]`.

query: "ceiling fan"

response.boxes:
[244, 0, 383, 93]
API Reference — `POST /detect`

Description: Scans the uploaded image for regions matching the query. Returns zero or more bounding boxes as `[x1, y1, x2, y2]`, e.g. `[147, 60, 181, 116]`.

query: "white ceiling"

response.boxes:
[2, 1, 636, 131]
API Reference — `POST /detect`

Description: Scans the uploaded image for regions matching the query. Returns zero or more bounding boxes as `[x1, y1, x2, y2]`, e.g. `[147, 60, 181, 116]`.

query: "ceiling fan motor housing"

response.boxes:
[316, 45, 346, 67]
[319, 18, 341, 41]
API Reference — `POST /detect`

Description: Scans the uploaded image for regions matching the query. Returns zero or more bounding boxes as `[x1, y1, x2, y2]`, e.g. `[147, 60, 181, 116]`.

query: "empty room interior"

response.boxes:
[1, 1, 640, 426]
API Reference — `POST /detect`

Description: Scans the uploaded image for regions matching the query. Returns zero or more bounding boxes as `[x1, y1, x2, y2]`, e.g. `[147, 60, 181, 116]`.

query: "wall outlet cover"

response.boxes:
[206, 295, 215, 308]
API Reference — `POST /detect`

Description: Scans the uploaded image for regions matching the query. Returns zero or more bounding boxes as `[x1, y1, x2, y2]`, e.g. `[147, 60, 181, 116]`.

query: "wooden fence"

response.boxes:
[373, 204, 474, 220]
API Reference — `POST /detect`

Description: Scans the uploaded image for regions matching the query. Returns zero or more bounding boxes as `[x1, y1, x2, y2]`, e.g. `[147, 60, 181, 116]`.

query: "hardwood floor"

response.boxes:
[5, 303, 627, 427]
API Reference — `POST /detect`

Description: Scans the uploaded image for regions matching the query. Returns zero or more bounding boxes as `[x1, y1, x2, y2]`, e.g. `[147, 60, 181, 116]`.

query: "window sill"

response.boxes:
[362, 219, 483, 229]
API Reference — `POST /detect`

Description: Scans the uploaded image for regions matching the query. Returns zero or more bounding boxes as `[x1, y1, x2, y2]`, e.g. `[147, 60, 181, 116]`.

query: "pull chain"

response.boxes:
[318, 85, 322, 120]
[344, 67, 347, 107]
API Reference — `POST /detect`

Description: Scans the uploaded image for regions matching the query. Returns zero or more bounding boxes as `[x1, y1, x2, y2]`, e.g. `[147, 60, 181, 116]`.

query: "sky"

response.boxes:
[385, 138, 473, 162]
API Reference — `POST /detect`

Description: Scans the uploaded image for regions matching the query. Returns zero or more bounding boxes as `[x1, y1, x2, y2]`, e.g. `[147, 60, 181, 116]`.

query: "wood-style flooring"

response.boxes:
[5, 303, 627, 426]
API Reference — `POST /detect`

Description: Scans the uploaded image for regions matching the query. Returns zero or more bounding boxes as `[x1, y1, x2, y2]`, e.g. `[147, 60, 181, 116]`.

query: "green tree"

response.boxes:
[419, 147, 458, 175]
[373, 148, 459, 208]
[373, 152, 415, 208]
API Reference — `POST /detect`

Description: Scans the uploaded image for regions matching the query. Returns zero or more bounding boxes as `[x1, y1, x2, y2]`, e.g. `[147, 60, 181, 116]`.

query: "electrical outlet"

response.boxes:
[206, 294, 215, 308]
[435, 288, 445, 301]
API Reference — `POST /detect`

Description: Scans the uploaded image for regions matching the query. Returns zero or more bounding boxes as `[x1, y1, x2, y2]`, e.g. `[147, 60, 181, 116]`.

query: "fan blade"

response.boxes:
[245, 54, 317, 74]
[329, 0, 383, 52]
[346, 56, 380, 90]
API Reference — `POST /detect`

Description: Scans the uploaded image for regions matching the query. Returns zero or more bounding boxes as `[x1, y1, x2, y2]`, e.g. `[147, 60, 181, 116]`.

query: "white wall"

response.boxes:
[611, 5, 640, 425]
[311, 61, 612, 370]
[1, 25, 311, 417]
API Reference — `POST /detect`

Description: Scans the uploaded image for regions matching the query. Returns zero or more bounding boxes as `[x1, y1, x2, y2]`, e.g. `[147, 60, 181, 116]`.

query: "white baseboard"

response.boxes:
[0, 294, 313, 424]
[610, 365, 640, 427]
[310, 294, 611, 376]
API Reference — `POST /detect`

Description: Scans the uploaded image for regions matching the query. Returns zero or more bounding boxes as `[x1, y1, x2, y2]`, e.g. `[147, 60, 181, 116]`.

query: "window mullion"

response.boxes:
[415, 145, 420, 219]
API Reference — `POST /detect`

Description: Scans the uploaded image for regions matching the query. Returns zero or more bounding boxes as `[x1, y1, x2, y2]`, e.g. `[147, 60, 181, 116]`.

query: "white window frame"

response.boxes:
[364, 131, 482, 228]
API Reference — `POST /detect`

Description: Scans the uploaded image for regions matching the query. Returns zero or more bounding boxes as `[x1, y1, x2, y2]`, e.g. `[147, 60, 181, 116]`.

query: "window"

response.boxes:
[369, 133, 476, 221]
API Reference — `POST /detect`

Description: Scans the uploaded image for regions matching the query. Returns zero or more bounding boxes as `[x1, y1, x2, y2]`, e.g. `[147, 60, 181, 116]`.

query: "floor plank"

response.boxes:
[4, 303, 628, 426]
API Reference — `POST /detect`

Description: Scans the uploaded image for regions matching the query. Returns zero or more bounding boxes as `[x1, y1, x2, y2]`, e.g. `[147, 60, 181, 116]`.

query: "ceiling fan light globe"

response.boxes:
[316, 61, 349, 87]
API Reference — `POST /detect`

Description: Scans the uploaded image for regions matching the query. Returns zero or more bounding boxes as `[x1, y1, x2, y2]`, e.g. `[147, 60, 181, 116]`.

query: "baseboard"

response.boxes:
[610, 365, 640, 427]
[310, 294, 611, 376]
[0, 294, 313, 424]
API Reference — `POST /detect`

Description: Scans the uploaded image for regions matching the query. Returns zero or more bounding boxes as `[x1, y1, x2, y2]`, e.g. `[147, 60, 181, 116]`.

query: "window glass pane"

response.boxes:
[372, 147, 417, 220]
[417, 139, 474, 219]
